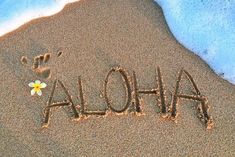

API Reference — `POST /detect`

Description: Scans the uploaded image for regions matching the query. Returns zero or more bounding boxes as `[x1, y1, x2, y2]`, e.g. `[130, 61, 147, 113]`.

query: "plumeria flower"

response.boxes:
[28, 80, 47, 96]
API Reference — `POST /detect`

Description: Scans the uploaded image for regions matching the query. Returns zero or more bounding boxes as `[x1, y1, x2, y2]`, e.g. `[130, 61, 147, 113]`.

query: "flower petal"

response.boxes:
[37, 90, 42, 96]
[35, 80, 41, 84]
[28, 82, 35, 87]
[31, 89, 36, 95]
[40, 82, 47, 88]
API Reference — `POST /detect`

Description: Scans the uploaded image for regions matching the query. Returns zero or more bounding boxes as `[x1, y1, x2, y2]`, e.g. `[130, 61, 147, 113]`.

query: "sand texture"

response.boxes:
[0, 0, 235, 156]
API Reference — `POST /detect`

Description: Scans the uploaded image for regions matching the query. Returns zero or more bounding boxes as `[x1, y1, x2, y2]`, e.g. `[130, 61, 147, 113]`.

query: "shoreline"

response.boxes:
[1, 0, 234, 88]
[0, 0, 83, 41]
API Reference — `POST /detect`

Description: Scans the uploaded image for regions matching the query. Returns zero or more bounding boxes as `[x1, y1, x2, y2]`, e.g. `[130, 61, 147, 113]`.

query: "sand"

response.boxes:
[0, 0, 235, 156]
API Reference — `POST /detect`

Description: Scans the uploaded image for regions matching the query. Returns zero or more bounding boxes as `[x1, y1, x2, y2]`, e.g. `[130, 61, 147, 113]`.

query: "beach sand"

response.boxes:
[0, 0, 235, 156]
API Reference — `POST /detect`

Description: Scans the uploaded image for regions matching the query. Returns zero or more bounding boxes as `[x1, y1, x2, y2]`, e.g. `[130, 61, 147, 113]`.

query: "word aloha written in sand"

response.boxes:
[42, 66, 214, 130]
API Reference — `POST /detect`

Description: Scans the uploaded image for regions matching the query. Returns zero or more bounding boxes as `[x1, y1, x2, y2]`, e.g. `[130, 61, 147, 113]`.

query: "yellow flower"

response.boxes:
[28, 80, 47, 96]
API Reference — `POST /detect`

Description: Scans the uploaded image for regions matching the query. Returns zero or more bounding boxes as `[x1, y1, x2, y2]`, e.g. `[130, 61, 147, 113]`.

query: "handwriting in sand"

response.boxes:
[41, 66, 214, 130]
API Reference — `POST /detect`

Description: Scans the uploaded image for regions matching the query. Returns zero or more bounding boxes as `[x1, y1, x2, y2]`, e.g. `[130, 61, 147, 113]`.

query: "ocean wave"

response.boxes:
[0, 0, 79, 36]
[155, 0, 235, 84]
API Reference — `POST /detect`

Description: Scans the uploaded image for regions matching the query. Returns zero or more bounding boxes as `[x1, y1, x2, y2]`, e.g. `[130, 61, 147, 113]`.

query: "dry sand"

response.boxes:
[0, 0, 235, 156]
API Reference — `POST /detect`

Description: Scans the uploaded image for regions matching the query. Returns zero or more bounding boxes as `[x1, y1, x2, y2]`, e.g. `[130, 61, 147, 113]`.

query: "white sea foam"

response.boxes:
[0, 0, 79, 36]
[155, 0, 235, 84]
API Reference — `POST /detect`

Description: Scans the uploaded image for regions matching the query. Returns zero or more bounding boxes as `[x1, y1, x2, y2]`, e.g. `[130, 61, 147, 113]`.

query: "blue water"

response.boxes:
[155, 0, 235, 84]
[0, 1, 56, 22]
[0, 0, 78, 36]
[0, 0, 235, 84]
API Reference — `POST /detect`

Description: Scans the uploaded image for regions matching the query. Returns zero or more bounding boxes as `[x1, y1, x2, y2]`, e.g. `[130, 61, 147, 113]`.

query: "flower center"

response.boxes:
[34, 84, 40, 92]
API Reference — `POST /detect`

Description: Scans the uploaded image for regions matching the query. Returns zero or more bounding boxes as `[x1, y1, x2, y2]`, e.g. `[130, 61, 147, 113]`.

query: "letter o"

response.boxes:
[104, 67, 132, 113]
